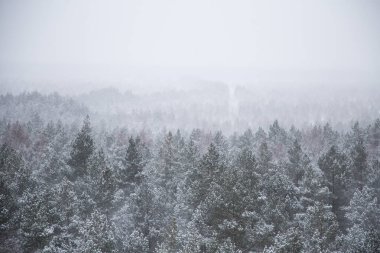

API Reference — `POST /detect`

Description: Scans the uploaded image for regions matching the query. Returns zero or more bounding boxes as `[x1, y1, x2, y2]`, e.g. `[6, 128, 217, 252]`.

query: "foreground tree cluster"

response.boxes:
[1, 116, 380, 253]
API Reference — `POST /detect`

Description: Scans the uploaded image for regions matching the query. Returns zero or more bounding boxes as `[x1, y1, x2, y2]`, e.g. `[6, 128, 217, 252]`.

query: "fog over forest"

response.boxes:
[1, 0, 380, 253]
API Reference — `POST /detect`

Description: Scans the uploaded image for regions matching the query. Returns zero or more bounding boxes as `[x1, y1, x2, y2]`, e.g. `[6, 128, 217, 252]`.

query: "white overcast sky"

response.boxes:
[0, 0, 379, 87]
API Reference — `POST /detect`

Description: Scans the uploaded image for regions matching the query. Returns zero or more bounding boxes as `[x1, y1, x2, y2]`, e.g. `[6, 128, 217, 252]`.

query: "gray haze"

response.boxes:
[1, 2, 380, 252]
[1, 0, 380, 94]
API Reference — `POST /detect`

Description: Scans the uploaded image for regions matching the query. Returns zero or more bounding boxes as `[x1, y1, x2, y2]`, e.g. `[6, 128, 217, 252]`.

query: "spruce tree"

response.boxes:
[257, 142, 272, 174]
[350, 136, 368, 190]
[96, 166, 116, 217]
[342, 186, 380, 252]
[300, 201, 339, 252]
[287, 139, 305, 186]
[368, 118, 380, 157]
[68, 116, 94, 179]
[123, 137, 143, 187]
[318, 146, 349, 227]
[0, 180, 17, 236]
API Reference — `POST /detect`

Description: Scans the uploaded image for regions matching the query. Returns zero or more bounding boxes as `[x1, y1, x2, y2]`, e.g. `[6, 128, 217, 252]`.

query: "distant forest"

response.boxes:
[1, 83, 379, 132]
[0, 91, 380, 252]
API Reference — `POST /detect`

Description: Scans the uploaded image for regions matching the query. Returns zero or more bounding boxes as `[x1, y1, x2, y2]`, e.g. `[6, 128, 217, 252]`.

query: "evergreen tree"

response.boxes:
[257, 142, 272, 174]
[157, 132, 179, 194]
[156, 218, 178, 253]
[78, 210, 116, 253]
[268, 120, 288, 158]
[125, 181, 157, 252]
[122, 137, 143, 188]
[20, 187, 61, 252]
[342, 186, 380, 253]
[213, 131, 229, 166]
[255, 127, 267, 146]
[68, 116, 94, 179]
[96, 166, 116, 217]
[322, 123, 338, 149]
[299, 159, 330, 210]
[177, 137, 201, 234]
[125, 229, 150, 253]
[268, 120, 287, 144]
[287, 139, 306, 186]
[368, 118, 380, 157]
[0, 143, 26, 195]
[190, 143, 223, 208]
[0, 181, 16, 234]
[299, 201, 339, 253]
[318, 145, 350, 227]
[223, 148, 261, 250]
[260, 166, 300, 244]
[0, 180, 18, 252]
[215, 238, 242, 253]
[238, 128, 254, 150]
[43, 177, 79, 252]
[0, 143, 28, 251]
[263, 228, 303, 253]
[350, 136, 368, 190]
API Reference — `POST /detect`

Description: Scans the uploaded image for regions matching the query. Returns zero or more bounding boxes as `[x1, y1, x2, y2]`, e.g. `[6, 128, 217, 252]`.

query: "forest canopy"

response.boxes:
[0, 90, 379, 252]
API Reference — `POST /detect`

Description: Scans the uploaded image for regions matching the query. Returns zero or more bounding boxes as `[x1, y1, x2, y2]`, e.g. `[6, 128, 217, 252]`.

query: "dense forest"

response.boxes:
[2, 83, 379, 133]
[0, 91, 380, 252]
